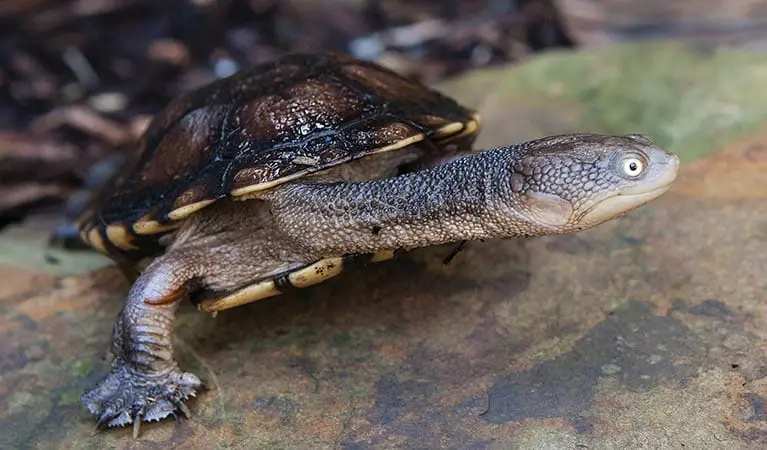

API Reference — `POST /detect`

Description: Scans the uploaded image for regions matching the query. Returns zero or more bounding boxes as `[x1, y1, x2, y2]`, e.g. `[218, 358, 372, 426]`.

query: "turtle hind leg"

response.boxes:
[82, 252, 203, 437]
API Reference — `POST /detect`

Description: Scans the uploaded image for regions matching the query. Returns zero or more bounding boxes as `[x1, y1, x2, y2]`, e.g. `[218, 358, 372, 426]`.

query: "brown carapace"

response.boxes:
[76, 52, 480, 262]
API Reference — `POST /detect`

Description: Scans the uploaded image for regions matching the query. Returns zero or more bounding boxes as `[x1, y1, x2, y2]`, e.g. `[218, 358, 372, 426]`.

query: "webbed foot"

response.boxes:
[82, 360, 201, 437]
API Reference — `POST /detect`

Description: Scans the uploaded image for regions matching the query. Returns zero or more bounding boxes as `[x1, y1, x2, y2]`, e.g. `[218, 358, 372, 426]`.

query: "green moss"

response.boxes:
[70, 357, 93, 378]
[57, 388, 84, 406]
[445, 41, 767, 162]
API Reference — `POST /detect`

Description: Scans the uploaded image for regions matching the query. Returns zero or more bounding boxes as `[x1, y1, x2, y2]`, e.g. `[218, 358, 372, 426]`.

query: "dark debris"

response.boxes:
[0, 0, 574, 230]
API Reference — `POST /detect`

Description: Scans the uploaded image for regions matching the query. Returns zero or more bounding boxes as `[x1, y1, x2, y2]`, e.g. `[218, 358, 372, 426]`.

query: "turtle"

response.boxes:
[72, 52, 680, 437]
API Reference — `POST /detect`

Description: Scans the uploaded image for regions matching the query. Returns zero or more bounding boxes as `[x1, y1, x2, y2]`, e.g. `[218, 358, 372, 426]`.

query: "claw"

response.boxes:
[83, 363, 201, 435]
[94, 415, 109, 431]
[91, 412, 112, 435]
[91, 422, 104, 436]
[177, 401, 192, 419]
[132, 415, 142, 439]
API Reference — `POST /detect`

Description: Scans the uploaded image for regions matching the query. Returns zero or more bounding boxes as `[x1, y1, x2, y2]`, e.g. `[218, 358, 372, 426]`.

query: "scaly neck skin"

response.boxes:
[267, 147, 545, 258]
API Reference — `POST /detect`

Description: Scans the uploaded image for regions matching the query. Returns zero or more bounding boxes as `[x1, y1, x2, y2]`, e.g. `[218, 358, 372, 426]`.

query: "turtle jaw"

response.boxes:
[577, 182, 674, 228]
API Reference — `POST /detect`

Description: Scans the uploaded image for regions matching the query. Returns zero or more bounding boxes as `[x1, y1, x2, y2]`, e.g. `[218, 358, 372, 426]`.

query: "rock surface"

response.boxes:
[1, 41, 765, 449]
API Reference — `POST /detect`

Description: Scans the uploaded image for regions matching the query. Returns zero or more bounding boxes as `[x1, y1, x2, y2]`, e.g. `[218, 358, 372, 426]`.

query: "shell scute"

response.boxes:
[77, 52, 478, 259]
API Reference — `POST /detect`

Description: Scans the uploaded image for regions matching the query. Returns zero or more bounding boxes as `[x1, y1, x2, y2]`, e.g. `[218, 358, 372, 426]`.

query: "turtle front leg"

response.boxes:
[82, 256, 202, 437]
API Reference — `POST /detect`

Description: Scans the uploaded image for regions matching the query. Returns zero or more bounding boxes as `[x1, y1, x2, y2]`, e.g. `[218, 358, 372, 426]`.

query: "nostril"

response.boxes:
[661, 154, 681, 169]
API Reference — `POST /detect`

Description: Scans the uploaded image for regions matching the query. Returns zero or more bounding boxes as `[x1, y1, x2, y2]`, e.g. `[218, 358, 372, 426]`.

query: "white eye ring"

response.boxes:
[622, 157, 645, 177]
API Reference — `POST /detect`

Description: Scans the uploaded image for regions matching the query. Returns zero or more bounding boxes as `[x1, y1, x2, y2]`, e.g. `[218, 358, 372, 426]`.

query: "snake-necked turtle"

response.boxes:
[74, 52, 680, 436]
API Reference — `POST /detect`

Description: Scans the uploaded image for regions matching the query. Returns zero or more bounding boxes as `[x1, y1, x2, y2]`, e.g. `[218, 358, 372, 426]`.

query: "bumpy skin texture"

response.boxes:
[81, 269, 200, 429]
[266, 133, 679, 255]
[81, 133, 679, 435]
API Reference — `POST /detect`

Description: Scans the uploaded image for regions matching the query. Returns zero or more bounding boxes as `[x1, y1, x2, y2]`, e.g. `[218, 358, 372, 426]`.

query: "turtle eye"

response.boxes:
[621, 157, 645, 178]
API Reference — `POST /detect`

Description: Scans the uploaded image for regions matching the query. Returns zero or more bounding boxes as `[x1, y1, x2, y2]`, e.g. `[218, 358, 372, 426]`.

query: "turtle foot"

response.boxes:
[81, 361, 202, 437]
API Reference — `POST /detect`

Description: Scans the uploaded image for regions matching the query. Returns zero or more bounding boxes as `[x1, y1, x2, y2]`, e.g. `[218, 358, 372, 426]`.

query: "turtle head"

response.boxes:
[504, 133, 680, 233]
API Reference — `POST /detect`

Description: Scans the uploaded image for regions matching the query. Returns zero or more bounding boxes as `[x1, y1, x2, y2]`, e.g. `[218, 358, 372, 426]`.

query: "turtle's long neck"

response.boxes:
[266, 148, 535, 257]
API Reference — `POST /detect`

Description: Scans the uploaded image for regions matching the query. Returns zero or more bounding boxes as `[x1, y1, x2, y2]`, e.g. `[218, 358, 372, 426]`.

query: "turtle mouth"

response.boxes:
[579, 183, 674, 227]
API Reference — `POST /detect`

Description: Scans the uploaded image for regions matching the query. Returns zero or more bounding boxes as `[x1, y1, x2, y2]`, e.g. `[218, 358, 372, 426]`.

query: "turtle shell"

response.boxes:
[76, 52, 480, 260]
